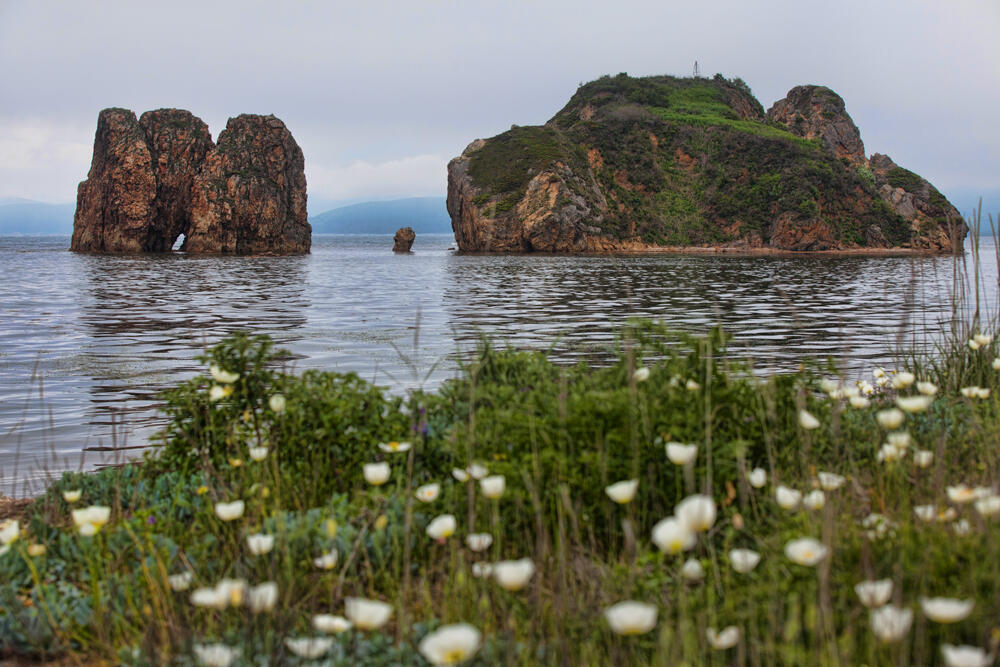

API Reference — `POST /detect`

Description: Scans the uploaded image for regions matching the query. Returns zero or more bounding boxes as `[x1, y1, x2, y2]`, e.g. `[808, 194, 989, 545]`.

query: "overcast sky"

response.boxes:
[1, 0, 997, 213]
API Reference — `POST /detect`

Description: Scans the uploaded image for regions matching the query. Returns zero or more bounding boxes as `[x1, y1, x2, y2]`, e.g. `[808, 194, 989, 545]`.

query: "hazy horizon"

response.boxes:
[1, 1, 998, 210]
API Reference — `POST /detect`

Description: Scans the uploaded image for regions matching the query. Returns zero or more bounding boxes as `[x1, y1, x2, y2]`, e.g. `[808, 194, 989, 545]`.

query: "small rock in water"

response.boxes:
[393, 227, 415, 252]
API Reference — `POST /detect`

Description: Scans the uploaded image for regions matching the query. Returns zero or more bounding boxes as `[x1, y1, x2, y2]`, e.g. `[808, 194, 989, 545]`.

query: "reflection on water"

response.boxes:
[0, 234, 996, 495]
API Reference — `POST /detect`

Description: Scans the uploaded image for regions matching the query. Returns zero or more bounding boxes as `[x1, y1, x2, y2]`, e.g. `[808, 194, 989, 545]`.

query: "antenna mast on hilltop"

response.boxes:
[693, 60, 700, 78]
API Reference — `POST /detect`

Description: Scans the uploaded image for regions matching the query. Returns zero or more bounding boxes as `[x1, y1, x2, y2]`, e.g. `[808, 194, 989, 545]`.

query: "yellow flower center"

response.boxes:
[443, 649, 469, 663]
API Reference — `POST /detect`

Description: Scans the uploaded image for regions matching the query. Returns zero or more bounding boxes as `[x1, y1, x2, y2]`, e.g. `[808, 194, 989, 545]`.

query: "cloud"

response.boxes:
[307, 154, 449, 201]
[0, 119, 92, 202]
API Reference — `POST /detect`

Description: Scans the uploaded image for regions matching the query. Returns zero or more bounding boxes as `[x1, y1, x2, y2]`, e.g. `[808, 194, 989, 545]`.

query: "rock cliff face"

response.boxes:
[70, 109, 157, 253]
[186, 115, 310, 254]
[393, 226, 415, 252]
[766, 85, 866, 162]
[447, 73, 964, 253]
[71, 109, 309, 254]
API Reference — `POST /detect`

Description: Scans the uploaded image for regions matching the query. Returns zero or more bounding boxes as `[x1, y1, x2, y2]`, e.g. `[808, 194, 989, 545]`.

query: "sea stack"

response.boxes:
[71, 108, 310, 254]
[393, 227, 415, 252]
[446, 73, 964, 253]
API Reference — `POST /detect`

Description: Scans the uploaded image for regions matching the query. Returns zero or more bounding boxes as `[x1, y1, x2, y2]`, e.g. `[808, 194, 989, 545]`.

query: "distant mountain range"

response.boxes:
[308, 197, 452, 234]
[0, 199, 76, 234]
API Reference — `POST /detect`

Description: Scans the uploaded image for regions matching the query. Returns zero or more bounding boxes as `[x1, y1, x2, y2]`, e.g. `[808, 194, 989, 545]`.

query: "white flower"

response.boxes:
[427, 514, 457, 540]
[193, 643, 239, 667]
[378, 441, 412, 453]
[876, 408, 905, 430]
[284, 637, 333, 659]
[941, 644, 993, 667]
[415, 483, 441, 503]
[917, 381, 938, 396]
[876, 376, 889, 387]
[248, 446, 268, 461]
[471, 562, 493, 578]
[973, 332, 993, 346]
[480, 475, 506, 499]
[729, 549, 761, 573]
[802, 490, 825, 511]
[681, 558, 705, 581]
[685, 379, 701, 391]
[213, 500, 244, 522]
[775, 486, 801, 510]
[968, 339, 980, 350]
[896, 395, 933, 413]
[859, 379, 875, 394]
[887, 431, 911, 448]
[418, 623, 483, 665]
[248, 582, 278, 613]
[953, 519, 972, 536]
[451, 468, 470, 482]
[974, 495, 1000, 517]
[246, 533, 274, 555]
[947, 485, 979, 504]
[993, 357, 1000, 370]
[62, 490, 81, 503]
[209, 365, 239, 384]
[345, 597, 393, 630]
[785, 538, 829, 566]
[798, 409, 820, 430]
[605, 479, 639, 504]
[465, 533, 493, 552]
[873, 367, 886, 379]
[914, 505, 938, 522]
[817, 472, 845, 491]
[363, 462, 391, 486]
[862, 513, 894, 539]
[208, 384, 231, 402]
[747, 467, 767, 488]
[493, 558, 535, 591]
[313, 614, 352, 634]
[855, 579, 893, 607]
[604, 601, 658, 635]
[0, 520, 19, 545]
[849, 396, 871, 408]
[870, 605, 913, 643]
[892, 371, 915, 389]
[961, 386, 991, 399]
[633, 367, 650, 382]
[71, 505, 112, 534]
[191, 579, 246, 609]
[666, 443, 698, 465]
[651, 517, 695, 554]
[921, 597, 974, 623]
[268, 394, 285, 412]
[878, 444, 906, 463]
[466, 463, 488, 480]
[675, 494, 716, 532]
[313, 550, 338, 569]
[914, 450, 934, 468]
[168, 571, 193, 591]
[706, 626, 740, 650]
[820, 378, 842, 397]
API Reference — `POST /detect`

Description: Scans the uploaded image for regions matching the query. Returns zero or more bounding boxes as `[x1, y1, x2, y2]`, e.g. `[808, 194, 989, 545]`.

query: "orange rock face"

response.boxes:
[187, 115, 310, 254]
[71, 109, 309, 254]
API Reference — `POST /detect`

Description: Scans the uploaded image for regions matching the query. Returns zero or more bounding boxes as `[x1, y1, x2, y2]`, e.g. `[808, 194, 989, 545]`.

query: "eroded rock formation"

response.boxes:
[186, 115, 310, 254]
[393, 227, 415, 252]
[766, 85, 866, 162]
[71, 108, 310, 254]
[446, 74, 964, 254]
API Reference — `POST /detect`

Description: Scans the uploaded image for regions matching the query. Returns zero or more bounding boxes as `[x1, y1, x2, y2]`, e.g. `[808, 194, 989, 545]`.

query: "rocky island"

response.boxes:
[71, 108, 310, 254]
[447, 74, 964, 253]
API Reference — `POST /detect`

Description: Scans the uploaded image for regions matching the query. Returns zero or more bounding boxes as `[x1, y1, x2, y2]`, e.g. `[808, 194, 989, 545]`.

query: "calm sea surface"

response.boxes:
[1, 233, 996, 495]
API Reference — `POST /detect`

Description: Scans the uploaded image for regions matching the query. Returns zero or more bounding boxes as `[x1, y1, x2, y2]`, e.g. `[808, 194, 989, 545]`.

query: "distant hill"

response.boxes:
[309, 197, 451, 234]
[0, 201, 75, 234]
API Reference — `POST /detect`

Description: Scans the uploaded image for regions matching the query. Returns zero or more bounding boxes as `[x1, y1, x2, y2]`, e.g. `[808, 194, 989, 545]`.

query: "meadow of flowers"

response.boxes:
[1, 312, 999, 665]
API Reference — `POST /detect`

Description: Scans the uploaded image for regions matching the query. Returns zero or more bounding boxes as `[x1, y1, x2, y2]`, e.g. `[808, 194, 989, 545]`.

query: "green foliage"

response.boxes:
[887, 166, 925, 193]
[467, 126, 564, 198]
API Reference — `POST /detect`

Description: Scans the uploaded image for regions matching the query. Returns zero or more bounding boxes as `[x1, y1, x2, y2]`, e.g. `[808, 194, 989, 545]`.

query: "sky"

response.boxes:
[1, 0, 998, 215]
